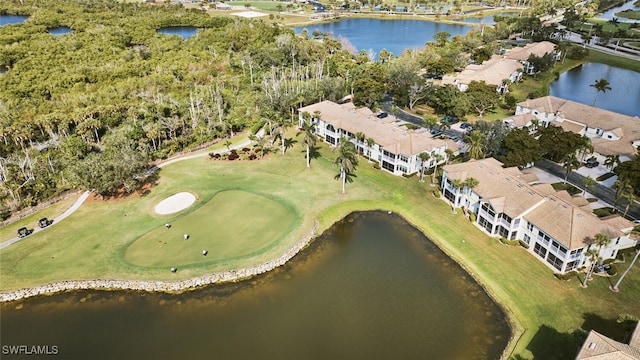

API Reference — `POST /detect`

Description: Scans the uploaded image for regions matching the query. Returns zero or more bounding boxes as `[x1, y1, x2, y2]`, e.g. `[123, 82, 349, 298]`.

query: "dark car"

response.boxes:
[17, 227, 33, 238]
[376, 112, 388, 118]
[38, 217, 53, 228]
[585, 158, 599, 168]
[460, 122, 472, 130]
[441, 115, 459, 125]
[430, 129, 443, 137]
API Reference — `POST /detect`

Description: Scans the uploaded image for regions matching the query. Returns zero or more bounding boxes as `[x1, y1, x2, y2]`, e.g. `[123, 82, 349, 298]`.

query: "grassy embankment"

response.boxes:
[0, 130, 638, 359]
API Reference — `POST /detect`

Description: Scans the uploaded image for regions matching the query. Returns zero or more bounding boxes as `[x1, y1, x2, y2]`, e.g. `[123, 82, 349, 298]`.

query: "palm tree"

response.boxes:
[562, 153, 580, 184]
[300, 120, 316, 168]
[431, 153, 444, 186]
[355, 131, 366, 157]
[333, 136, 358, 194]
[365, 137, 375, 163]
[271, 122, 286, 155]
[614, 178, 635, 217]
[418, 152, 431, 183]
[422, 116, 438, 130]
[583, 176, 596, 196]
[581, 248, 601, 288]
[223, 139, 232, 151]
[590, 78, 612, 106]
[604, 154, 620, 172]
[611, 247, 640, 292]
[464, 130, 485, 160]
[464, 177, 479, 197]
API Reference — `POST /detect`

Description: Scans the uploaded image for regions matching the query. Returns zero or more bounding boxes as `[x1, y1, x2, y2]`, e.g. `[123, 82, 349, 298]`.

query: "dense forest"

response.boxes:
[0, 0, 563, 217]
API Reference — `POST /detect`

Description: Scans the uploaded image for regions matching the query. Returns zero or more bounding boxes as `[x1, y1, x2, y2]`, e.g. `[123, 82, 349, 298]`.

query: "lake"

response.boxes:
[596, 0, 640, 22]
[48, 26, 73, 36]
[0, 14, 28, 26]
[0, 211, 510, 360]
[157, 26, 198, 39]
[293, 18, 471, 57]
[550, 62, 640, 117]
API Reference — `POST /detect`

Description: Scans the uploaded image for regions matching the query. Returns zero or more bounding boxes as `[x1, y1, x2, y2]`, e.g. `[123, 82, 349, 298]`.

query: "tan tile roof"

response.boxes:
[576, 328, 640, 360]
[442, 55, 522, 87]
[559, 120, 587, 134]
[517, 96, 640, 158]
[506, 113, 537, 127]
[505, 41, 557, 61]
[298, 101, 458, 156]
[443, 158, 631, 249]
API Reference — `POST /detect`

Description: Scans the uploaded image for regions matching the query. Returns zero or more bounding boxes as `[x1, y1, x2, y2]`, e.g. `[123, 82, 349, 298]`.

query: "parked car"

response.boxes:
[17, 227, 33, 238]
[376, 112, 388, 118]
[585, 158, 599, 168]
[430, 129, 443, 137]
[440, 115, 459, 125]
[460, 122, 472, 130]
[38, 217, 53, 228]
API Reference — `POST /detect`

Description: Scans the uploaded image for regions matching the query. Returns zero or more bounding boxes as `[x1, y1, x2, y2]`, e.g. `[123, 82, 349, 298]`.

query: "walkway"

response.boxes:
[1, 191, 92, 250]
[0, 132, 261, 250]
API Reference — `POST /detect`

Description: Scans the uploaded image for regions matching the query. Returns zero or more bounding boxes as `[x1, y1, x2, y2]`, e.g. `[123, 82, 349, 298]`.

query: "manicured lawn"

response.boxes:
[125, 190, 296, 267]
[615, 10, 640, 20]
[1, 130, 639, 360]
[0, 192, 82, 244]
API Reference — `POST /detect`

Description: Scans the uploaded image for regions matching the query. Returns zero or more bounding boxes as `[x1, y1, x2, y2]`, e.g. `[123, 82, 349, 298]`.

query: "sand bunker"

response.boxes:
[154, 192, 196, 214]
[233, 11, 267, 18]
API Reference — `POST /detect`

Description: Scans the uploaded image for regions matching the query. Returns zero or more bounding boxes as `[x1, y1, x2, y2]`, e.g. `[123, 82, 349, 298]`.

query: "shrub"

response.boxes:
[248, 154, 257, 160]
[517, 240, 530, 249]
[251, 120, 265, 134]
[208, 152, 216, 159]
[373, 163, 381, 170]
[469, 212, 476, 222]
[607, 264, 618, 276]
[402, 172, 416, 178]
[433, 189, 441, 197]
[242, 147, 251, 153]
[415, 109, 424, 115]
[228, 152, 240, 161]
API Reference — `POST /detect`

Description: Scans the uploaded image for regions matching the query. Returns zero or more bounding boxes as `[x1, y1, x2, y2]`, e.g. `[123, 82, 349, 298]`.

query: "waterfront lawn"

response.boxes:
[0, 193, 81, 244]
[615, 10, 640, 20]
[1, 131, 639, 359]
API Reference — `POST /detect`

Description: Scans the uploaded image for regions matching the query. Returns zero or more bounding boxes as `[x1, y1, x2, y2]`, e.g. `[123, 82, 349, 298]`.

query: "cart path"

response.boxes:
[0, 133, 259, 250]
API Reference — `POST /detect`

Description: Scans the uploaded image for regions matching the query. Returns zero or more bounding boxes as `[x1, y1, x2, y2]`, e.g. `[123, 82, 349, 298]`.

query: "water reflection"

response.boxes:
[0, 211, 509, 360]
[0, 14, 29, 26]
[48, 26, 73, 36]
[157, 26, 198, 39]
[550, 62, 640, 116]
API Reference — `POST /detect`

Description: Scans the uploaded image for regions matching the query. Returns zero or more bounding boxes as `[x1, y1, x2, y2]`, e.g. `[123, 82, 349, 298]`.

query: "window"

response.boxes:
[523, 234, 531, 244]
[399, 155, 408, 163]
[444, 189, 456, 203]
[497, 226, 509, 238]
[481, 203, 495, 217]
[325, 135, 336, 145]
[326, 124, 335, 132]
[397, 165, 407, 174]
[382, 161, 394, 172]
[546, 253, 563, 271]
[527, 222, 534, 232]
[534, 243, 547, 259]
[478, 216, 493, 233]
[566, 260, 578, 271]
[383, 150, 396, 159]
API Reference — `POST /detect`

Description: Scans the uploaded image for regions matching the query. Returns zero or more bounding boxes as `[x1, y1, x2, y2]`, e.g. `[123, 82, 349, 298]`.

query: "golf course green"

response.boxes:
[125, 190, 296, 267]
[1, 130, 639, 359]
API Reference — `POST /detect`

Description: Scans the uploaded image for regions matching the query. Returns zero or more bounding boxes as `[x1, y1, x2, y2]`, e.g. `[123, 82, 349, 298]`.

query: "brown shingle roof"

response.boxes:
[505, 41, 557, 61]
[443, 158, 632, 249]
[517, 96, 640, 158]
[298, 101, 458, 156]
[576, 327, 640, 360]
[442, 55, 522, 87]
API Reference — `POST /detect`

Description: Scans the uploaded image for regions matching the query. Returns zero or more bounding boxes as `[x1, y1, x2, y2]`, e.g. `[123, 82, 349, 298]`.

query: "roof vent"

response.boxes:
[517, 184, 523, 188]
[588, 342, 596, 350]
[562, 204, 568, 208]
[550, 197, 557, 202]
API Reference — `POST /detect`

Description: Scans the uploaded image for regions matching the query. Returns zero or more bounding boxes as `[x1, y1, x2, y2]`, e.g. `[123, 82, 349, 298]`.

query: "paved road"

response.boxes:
[381, 100, 465, 141]
[536, 159, 640, 220]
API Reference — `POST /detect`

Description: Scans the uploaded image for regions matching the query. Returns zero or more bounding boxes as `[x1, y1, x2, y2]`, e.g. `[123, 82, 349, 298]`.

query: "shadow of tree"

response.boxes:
[525, 324, 586, 360]
[523, 314, 638, 360]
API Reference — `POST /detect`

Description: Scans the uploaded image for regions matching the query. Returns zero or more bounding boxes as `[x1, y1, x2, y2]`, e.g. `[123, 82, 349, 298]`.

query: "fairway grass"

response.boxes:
[1, 130, 639, 359]
[126, 190, 296, 267]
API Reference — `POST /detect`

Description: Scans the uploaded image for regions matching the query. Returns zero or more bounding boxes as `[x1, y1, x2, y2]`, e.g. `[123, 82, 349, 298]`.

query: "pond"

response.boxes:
[48, 26, 73, 36]
[0, 211, 510, 360]
[293, 18, 471, 57]
[0, 14, 28, 26]
[458, 12, 519, 25]
[596, 0, 640, 22]
[0, 66, 6, 74]
[157, 26, 198, 39]
[549, 62, 640, 117]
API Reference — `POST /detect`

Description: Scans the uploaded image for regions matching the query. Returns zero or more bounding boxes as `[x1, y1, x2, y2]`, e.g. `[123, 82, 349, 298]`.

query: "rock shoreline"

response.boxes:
[0, 223, 318, 303]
